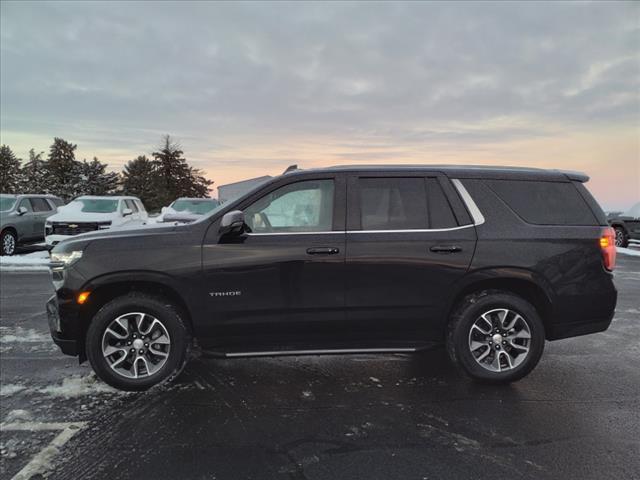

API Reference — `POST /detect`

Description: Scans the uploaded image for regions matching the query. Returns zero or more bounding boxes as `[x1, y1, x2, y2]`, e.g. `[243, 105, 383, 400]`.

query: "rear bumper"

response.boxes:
[546, 285, 617, 341]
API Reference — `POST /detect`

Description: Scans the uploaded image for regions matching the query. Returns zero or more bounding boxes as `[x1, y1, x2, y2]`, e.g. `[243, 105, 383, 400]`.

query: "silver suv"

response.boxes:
[0, 194, 64, 255]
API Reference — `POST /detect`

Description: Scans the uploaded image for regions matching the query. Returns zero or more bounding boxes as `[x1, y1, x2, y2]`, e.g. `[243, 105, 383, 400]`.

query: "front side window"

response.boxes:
[245, 180, 335, 233]
[125, 199, 139, 212]
[358, 177, 428, 230]
[18, 199, 33, 213]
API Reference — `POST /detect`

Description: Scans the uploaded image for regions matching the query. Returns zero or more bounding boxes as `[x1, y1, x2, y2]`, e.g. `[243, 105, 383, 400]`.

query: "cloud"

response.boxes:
[0, 1, 638, 207]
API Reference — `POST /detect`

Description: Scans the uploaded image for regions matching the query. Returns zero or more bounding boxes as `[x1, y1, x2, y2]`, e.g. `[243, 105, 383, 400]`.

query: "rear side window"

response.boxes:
[49, 197, 64, 207]
[30, 198, 52, 212]
[359, 178, 428, 230]
[427, 178, 457, 229]
[487, 180, 597, 225]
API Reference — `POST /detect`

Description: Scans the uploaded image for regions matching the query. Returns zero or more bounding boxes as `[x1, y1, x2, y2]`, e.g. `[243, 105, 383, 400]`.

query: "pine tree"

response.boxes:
[150, 135, 212, 209]
[46, 138, 82, 201]
[0, 145, 22, 194]
[19, 149, 48, 194]
[79, 157, 120, 195]
[121, 155, 159, 210]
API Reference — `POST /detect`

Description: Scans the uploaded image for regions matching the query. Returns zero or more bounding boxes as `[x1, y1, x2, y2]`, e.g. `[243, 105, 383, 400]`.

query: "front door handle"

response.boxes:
[430, 245, 462, 253]
[306, 247, 340, 255]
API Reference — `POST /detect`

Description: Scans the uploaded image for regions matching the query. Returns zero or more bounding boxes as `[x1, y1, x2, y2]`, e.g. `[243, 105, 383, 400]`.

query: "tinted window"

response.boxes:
[50, 197, 64, 207]
[427, 178, 457, 229]
[359, 178, 428, 230]
[487, 180, 597, 225]
[30, 198, 52, 212]
[245, 180, 334, 233]
[135, 200, 146, 213]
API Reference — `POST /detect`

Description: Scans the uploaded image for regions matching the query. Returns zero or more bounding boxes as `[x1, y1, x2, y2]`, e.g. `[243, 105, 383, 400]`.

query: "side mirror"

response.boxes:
[17, 206, 28, 215]
[122, 208, 133, 216]
[219, 210, 245, 236]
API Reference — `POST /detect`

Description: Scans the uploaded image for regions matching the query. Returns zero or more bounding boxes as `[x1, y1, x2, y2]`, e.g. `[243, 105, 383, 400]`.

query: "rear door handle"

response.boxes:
[430, 245, 462, 253]
[306, 247, 340, 255]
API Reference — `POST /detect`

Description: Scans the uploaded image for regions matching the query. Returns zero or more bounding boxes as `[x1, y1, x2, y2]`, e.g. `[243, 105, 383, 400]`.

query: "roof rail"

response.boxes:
[283, 164, 299, 174]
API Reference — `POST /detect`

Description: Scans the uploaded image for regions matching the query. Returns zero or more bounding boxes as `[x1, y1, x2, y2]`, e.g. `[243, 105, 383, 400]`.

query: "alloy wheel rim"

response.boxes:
[3, 234, 15, 255]
[468, 308, 531, 373]
[615, 229, 624, 247]
[101, 312, 171, 379]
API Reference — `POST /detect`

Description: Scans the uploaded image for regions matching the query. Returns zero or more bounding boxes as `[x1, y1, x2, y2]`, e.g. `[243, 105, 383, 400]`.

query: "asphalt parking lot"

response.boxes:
[1, 254, 639, 480]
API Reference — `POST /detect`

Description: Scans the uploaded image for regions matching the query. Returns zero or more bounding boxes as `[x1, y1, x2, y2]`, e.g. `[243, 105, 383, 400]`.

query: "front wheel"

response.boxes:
[86, 293, 191, 391]
[1, 229, 17, 256]
[446, 290, 545, 384]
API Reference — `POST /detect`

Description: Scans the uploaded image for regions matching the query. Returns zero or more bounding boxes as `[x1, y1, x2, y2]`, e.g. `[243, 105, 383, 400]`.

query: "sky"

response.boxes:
[1, 1, 639, 210]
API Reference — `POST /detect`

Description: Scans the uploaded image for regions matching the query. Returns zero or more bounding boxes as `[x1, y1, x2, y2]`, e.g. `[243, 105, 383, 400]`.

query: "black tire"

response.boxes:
[614, 226, 629, 248]
[1, 229, 17, 256]
[446, 290, 545, 384]
[86, 292, 191, 391]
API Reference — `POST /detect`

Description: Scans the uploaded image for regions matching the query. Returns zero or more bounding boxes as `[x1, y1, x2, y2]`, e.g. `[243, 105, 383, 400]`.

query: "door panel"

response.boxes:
[345, 174, 477, 340]
[200, 174, 346, 342]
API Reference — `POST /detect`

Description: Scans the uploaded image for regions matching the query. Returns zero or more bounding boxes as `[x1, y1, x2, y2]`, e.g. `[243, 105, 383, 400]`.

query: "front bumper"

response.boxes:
[46, 293, 81, 357]
[46, 234, 72, 247]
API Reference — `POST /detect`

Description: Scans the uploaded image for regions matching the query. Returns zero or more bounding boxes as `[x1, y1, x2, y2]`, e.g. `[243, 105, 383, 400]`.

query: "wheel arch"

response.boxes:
[446, 269, 554, 339]
[76, 272, 194, 360]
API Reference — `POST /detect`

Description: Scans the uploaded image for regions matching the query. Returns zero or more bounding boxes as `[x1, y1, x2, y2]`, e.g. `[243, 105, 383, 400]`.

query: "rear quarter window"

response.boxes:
[486, 180, 598, 226]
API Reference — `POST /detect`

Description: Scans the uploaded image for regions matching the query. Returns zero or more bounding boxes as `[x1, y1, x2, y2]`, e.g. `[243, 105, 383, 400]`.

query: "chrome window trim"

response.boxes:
[451, 178, 485, 226]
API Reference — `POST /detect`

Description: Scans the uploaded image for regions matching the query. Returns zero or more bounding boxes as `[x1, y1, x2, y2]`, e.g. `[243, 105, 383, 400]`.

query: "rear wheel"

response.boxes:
[1, 229, 17, 256]
[447, 290, 545, 384]
[614, 226, 629, 248]
[86, 293, 191, 391]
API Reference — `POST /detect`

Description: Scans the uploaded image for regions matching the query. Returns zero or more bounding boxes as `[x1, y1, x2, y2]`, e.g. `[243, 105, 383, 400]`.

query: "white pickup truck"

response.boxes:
[45, 196, 148, 247]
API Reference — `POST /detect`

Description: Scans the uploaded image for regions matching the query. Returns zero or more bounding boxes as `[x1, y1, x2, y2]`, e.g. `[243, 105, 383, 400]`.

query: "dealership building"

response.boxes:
[217, 176, 273, 203]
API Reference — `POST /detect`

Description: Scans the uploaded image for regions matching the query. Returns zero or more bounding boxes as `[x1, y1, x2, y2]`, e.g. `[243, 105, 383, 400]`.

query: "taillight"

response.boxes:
[600, 227, 616, 271]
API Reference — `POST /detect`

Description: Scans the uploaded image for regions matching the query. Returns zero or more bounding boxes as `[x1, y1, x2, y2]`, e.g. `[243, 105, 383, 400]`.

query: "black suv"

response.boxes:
[608, 202, 640, 247]
[46, 165, 617, 391]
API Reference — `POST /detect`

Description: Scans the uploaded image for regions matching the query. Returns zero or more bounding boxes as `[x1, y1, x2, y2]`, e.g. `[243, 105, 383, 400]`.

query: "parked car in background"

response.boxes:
[158, 197, 220, 223]
[0, 194, 64, 255]
[45, 196, 147, 247]
[608, 202, 640, 247]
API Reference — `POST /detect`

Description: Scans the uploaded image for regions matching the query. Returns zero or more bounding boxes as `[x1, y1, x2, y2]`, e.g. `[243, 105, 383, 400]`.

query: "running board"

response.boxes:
[201, 344, 436, 359]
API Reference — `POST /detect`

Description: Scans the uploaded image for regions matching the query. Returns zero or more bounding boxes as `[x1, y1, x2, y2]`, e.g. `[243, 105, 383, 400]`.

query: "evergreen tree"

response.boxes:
[19, 149, 48, 194]
[0, 145, 22, 193]
[79, 157, 120, 195]
[46, 138, 82, 201]
[150, 135, 212, 209]
[121, 155, 159, 210]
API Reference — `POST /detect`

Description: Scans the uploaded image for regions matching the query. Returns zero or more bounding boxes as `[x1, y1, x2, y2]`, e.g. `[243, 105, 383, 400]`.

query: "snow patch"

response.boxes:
[0, 326, 51, 343]
[5, 409, 33, 422]
[38, 374, 119, 398]
[617, 247, 640, 257]
[0, 250, 52, 270]
[0, 384, 27, 396]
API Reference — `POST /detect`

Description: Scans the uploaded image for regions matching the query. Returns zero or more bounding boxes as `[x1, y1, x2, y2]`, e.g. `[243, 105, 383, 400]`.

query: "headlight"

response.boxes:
[97, 222, 112, 230]
[45, 222, 53, 235]
[50, 250, 83, 268]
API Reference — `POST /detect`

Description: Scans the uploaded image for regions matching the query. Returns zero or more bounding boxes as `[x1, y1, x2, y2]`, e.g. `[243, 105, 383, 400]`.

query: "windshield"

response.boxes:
[0, 196, 17, 212]
[73, 199, 119, 213]
[170, 199, 219, 215]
